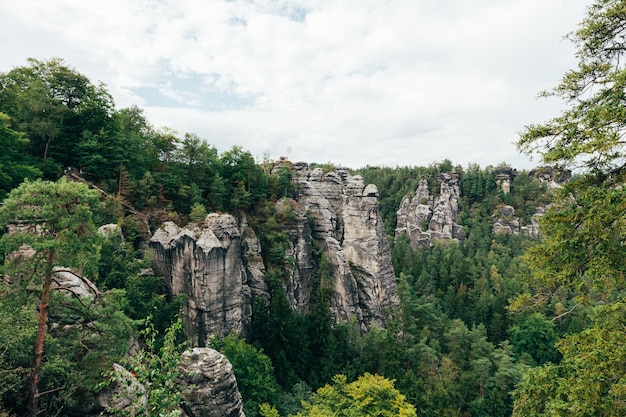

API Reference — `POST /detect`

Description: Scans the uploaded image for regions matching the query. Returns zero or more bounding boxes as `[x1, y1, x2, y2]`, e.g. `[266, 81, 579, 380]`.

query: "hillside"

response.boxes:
[0, 49, 624, 417]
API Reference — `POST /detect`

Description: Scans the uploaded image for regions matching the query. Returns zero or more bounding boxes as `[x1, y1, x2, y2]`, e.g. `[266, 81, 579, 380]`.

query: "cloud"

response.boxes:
[0, 0, 588, 169]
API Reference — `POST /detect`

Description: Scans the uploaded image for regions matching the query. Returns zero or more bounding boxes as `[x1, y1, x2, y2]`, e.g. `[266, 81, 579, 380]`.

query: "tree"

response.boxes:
[518, 0, 626, 175]
[0, 178, 101, 417]
[0, 112, 40, 198]
[513, 303, 626, 416]
[0, 58, 114, 172]
[211, 334, 281, 416]
[101, 316, 187, 417]
[292, 373, 417, 417]
[513, 1, 626, 414]
[508, 313, 559, 365]
[515, 0, 626, 310]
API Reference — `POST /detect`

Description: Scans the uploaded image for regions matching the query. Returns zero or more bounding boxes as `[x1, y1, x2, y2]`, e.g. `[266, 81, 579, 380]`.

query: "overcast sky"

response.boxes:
[1, 0, 588, 169]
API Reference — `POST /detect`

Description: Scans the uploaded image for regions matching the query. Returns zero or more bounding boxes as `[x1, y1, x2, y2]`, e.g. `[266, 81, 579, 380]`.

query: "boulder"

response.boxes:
[179, 348, 245, 417]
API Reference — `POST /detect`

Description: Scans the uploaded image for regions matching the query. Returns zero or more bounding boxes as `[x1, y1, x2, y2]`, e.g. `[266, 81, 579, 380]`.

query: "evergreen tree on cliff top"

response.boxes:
[0, 179, 107, 416]
[513, 1, 626, 414]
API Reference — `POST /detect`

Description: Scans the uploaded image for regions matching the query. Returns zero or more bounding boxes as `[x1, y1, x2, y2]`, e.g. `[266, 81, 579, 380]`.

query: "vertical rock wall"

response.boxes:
[150, 214, 268, 343]
[395, 173, 465, 248]
[292, 163, 398, 329]
[149, 163, 399, 342]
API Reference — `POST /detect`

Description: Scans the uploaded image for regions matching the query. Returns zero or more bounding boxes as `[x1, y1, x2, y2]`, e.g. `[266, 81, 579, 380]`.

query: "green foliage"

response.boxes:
[189, 202, 208, 222]
[0, 178, 101, 274]
[0, 58, 114, 172]
[0, 112, 40, 199]
[513, 302, 626, 417]
[508, 313, 560, 365]
[517, 1, 626, 174]
[101, 316, 187, 417]
[293, 373, 417, 417]
[211, 334, 280, 416]
[0, 178, 135, 416]
[0, 298, 38, 412]
[512, 1, 626, 414]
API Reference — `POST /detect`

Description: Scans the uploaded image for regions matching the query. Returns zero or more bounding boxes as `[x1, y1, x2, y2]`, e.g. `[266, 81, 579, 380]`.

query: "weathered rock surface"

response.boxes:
[150, 214, 268, 343]
[97, 363, 147, 414]
[495, 167, 517, 194]
[492, 205, 544, 237]
[395, 173, 465, 248]
[51, 267, 100, 299]
[290, 163, 399, 329]
[530, 166, 571, 189]
[179, 348, 246, 417]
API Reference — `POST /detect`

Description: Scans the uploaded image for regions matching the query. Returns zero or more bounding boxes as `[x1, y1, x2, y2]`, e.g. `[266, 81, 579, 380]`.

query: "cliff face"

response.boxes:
[395, 173, 465, 248]
[149, 214, 268, 342]
[492, 205, 544, 237]
[291, 163, 399, 329]
[149, 163, 399, 343]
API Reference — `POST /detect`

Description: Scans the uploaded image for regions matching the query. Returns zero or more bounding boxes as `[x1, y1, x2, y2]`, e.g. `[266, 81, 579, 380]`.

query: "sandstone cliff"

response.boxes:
[149, 163, 399, 343]
[290, 162, 399, 329]
[180, 348, 246, 417]
[395, 173, 465, 248]
[149, 214, 267, 343]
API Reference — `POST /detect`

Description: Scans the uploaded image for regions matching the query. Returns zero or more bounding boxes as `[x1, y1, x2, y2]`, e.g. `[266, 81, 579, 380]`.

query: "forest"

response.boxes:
[2, 1, 626, 416]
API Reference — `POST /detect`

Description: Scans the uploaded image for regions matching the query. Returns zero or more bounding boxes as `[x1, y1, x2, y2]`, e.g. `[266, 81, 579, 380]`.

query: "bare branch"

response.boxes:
[552, 303, 581, 322]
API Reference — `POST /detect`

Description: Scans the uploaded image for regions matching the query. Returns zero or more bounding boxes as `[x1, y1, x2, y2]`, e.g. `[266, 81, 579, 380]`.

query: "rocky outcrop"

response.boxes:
[290, 163, 399, 329]
[149, 163, 399, 339]
[530, 166, 571, 188]
[149, 214, 268, 343]
[97, 363, 147, 414]
[179, 348, 246, 417]
[97, 348, 245, 417]
[492, 205, 544, 237]
[395, 173, 465, 248]
[495, 166, 517, 194]
[51, 267, 100, 299]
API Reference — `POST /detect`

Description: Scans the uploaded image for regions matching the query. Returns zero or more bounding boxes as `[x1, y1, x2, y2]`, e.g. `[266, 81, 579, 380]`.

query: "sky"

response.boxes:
[1, 0, 589, 170]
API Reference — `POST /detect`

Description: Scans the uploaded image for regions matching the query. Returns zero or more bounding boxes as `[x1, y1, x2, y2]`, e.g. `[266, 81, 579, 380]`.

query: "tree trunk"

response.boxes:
[43, 134, 52, 165]
[27, 249, 55, 417]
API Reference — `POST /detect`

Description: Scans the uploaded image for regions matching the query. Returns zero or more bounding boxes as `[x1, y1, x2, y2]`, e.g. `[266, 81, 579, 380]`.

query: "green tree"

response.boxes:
[101, 316, 187, 417]
[513, 303, 626, 416]
[0, 58, 114, 173]
[0, 178, 101, 416]
[211, 335, 281, 417]
[513, 1, 626, 414]
[0, 112, 40, 198]
[292, 373, 416, 417]
[508, 313, 559, 365]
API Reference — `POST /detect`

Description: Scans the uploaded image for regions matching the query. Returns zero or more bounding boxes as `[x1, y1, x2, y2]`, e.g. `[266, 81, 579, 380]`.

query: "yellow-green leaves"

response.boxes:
[293, 373, 416, 417]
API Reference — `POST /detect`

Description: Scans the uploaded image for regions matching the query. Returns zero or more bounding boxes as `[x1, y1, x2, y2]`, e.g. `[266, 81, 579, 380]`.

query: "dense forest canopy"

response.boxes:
[1, 1, 626, 416]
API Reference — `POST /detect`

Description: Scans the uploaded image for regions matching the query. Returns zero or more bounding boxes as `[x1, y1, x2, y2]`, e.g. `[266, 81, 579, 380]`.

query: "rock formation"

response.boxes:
[530, 166, 571, 188]
[495, 166, 517, 194]
[149, 163, 399, 341]
[290, 163, 399, 329]
[179, 348, 246, 417]
[395, 173, 465, 248]
[97, 363, 147, 415]
[492, 205, 544, 237]
[150, 214, 267, 343]
[97, 348, 246, 417]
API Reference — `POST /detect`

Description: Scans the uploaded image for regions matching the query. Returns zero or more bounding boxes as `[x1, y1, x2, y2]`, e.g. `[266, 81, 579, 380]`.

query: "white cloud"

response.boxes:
[0, 0, 588, 169]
